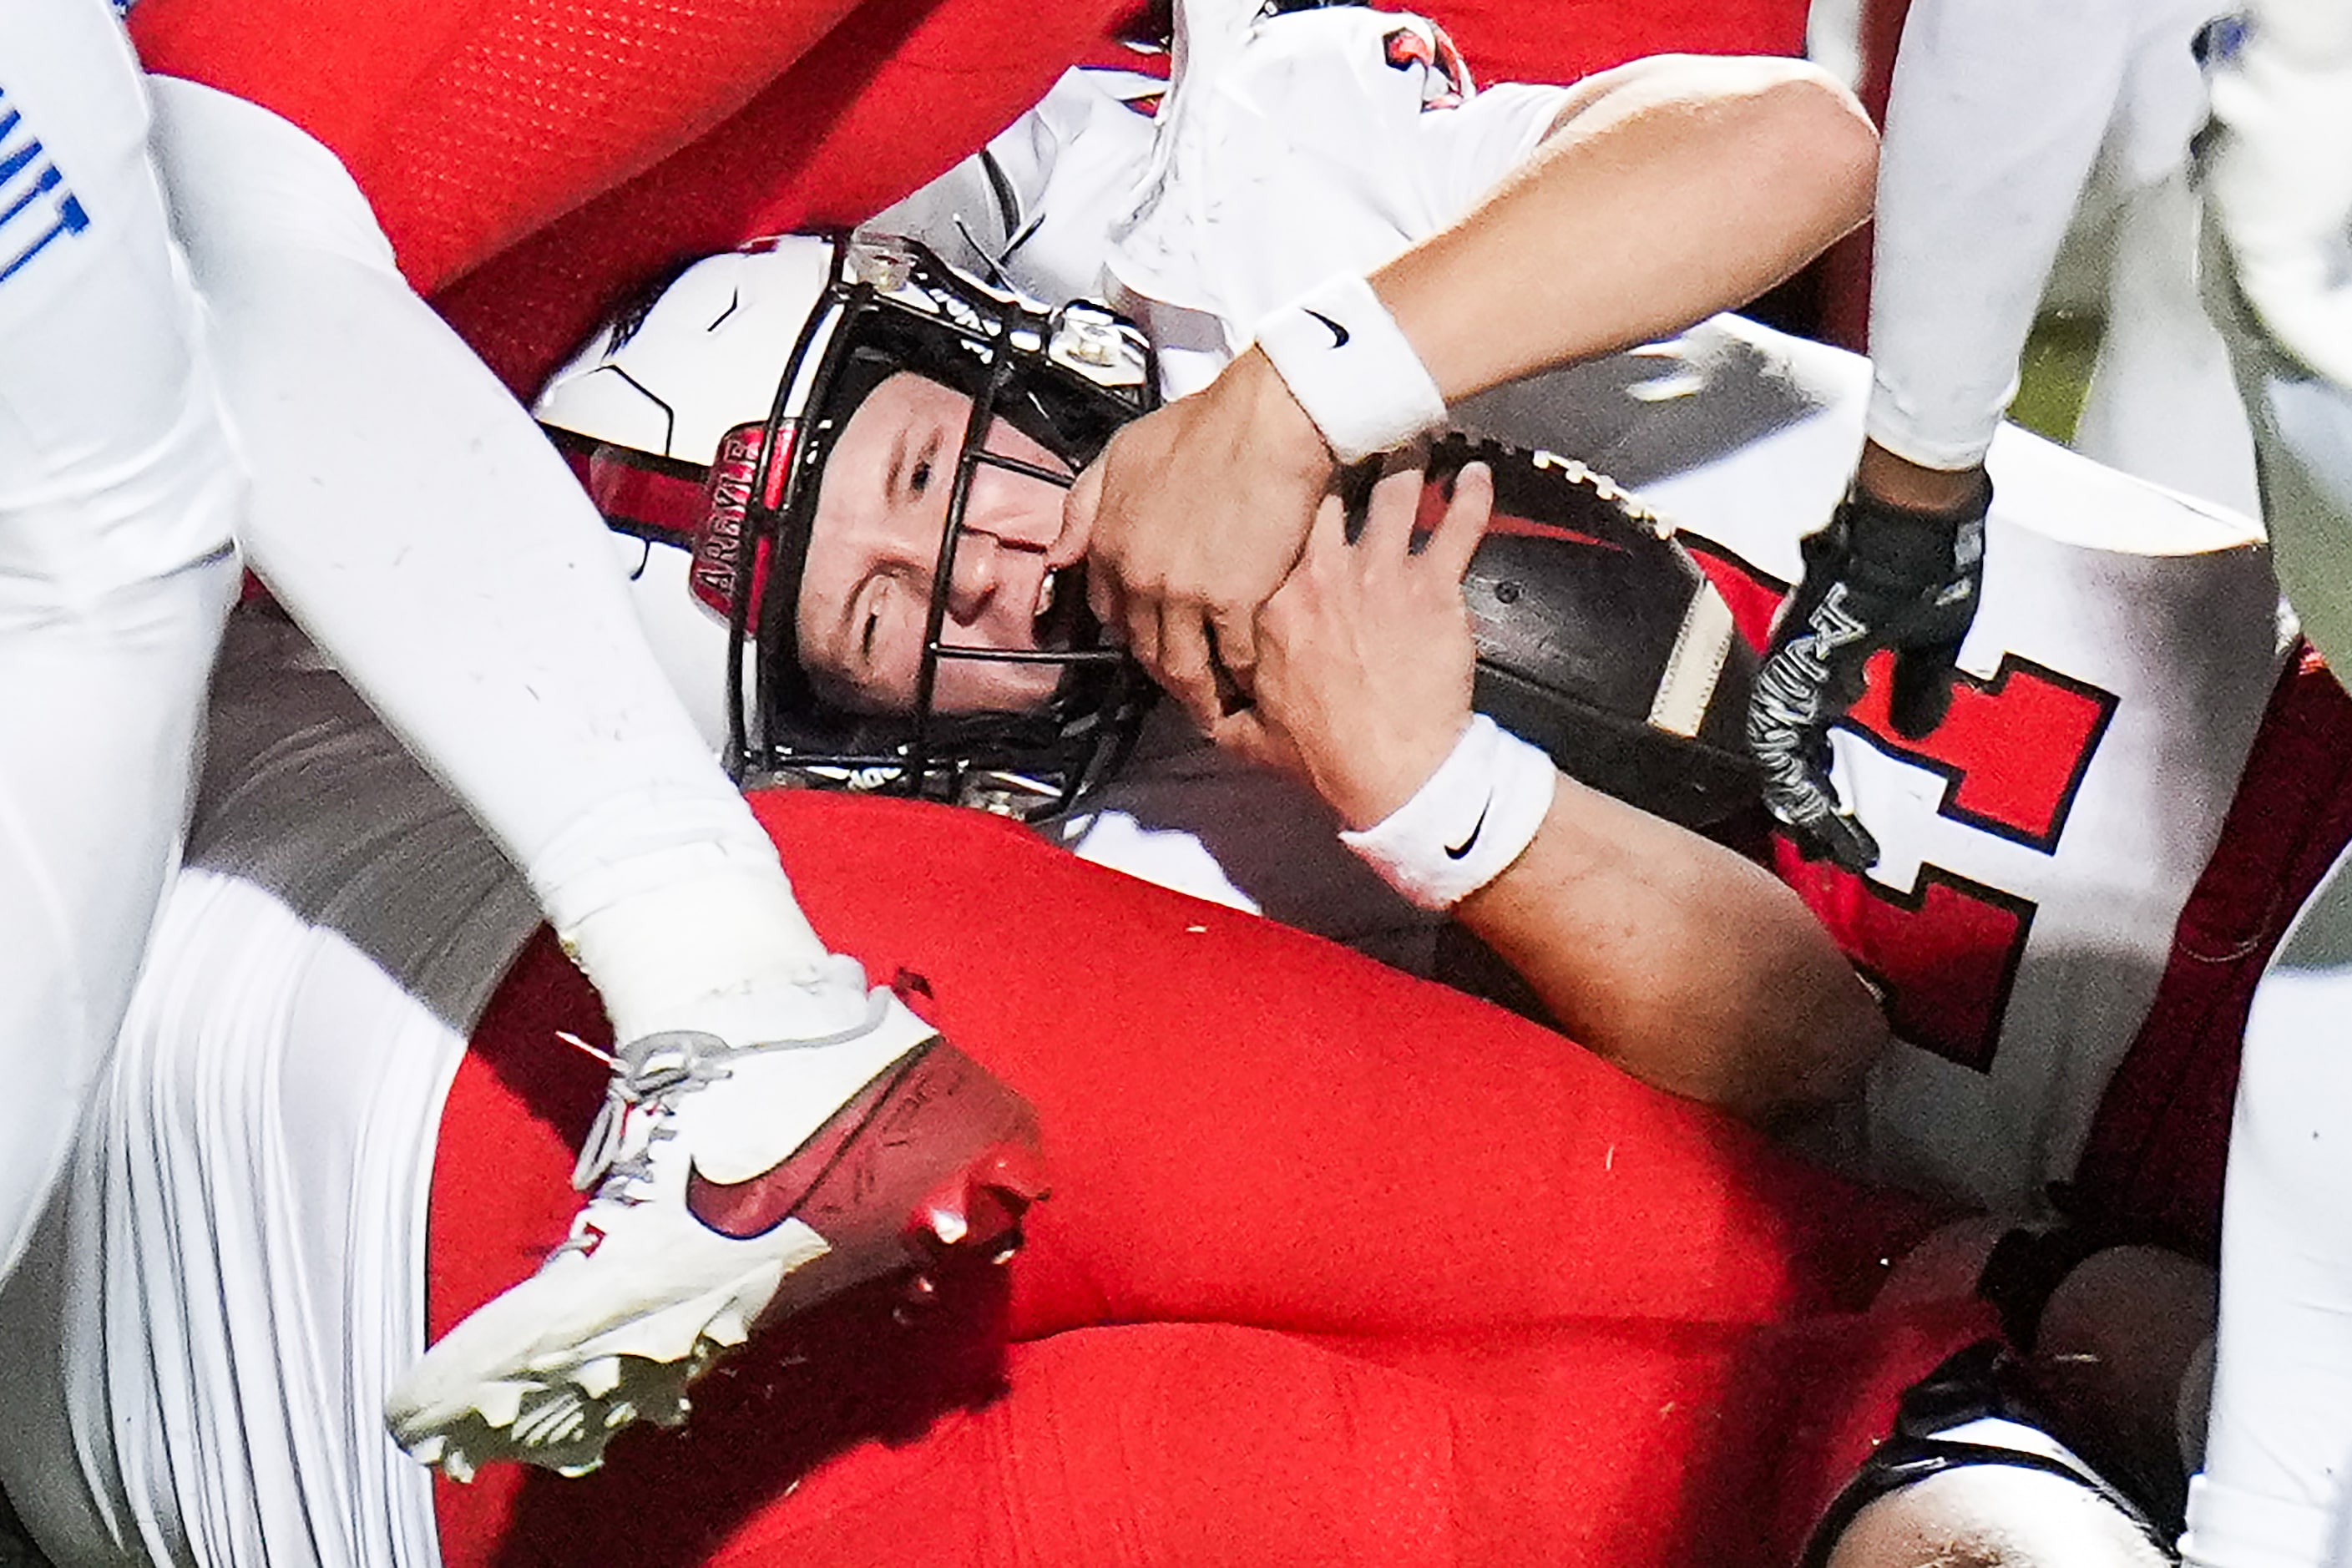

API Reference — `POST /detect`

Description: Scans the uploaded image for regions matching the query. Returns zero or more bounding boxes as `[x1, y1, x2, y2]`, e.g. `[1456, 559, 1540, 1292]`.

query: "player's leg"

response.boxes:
[145, 80, 862, 1060]
[2069, 4, 2261, 520]
[127, 0, 867, 293]
[2075, 169, 2262, 520]
[440, 921, 1992, 1568]
[0, 604, 549, 1561]
[2186, 24, 2352, 1557]
[2182, 841, 2352, 1568]
[141, 79, 1041, 1478]
[440, 1308, 1998, 1568]
[128, 0, 1130, 306]
[0, 0, 240, 1279]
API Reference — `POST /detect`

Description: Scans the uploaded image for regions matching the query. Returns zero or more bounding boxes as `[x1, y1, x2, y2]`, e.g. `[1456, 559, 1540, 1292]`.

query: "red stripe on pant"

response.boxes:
[427, 791, 1991, 1568]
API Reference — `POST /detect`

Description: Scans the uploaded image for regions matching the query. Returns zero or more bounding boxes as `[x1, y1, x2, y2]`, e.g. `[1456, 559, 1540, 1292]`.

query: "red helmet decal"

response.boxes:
[690, 422, 792, 622]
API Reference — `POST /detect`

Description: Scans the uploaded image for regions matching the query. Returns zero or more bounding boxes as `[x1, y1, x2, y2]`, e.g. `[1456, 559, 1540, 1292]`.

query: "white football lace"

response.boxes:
[567, 1033, 731, 1216]
[556, 974, 902, 1252]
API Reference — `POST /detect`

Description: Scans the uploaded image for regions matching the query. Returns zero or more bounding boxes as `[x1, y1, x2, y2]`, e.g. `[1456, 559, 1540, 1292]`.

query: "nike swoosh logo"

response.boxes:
[685, 1042, 933, 1240]
[1445, 800, 1490, 860]
[1304, 308, 1350, 348]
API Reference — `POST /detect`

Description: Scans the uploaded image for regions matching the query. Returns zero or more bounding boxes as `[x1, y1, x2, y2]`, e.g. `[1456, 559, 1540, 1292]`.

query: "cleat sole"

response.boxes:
[473, 1380, 529, 1431]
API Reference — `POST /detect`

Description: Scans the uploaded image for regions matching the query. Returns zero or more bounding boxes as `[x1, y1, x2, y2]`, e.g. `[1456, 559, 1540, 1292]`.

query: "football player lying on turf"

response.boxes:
[367, 0, 1917, 1470]
[545, 0, 2281, 1227]
[0, 587, 2208, 1566]
[544, 234, 1889, 1130]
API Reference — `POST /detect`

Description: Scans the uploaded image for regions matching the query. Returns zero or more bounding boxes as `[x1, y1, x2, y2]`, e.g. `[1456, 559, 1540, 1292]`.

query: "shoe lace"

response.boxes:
[554, 1033, 733, 1257]
[546, 967, 895, 1256]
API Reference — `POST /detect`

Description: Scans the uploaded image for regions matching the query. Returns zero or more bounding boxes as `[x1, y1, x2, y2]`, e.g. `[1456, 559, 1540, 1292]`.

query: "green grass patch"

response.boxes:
[2010, 309, 2103, 447]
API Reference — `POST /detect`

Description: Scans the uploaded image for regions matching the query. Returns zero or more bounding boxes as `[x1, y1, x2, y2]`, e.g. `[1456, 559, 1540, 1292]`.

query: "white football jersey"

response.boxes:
[1616, 331, 2279, 1211]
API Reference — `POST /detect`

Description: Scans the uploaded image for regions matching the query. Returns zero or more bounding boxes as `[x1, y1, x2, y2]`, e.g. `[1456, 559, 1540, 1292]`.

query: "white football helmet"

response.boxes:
[536, 232, 1158, 817]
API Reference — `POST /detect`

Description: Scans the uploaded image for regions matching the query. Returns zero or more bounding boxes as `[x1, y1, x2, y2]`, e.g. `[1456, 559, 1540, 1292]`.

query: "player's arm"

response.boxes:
[1748, 0, 2137, 868]
[1064, 53, 1879, 731]
[1446, 776, 1885, 1124]
[1368, 53, 1878, 412]
[1222, 461, 1885, 1126]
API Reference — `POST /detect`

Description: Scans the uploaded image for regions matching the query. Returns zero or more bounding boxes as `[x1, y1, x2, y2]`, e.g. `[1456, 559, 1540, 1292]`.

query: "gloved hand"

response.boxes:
[1745, 473, 1992, 871]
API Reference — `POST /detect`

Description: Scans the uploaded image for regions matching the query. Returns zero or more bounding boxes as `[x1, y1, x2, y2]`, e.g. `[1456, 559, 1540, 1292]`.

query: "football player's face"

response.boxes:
[798, 371, 1073, 714]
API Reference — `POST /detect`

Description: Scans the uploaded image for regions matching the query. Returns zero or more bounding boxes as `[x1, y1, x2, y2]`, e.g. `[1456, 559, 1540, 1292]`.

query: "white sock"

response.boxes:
[553, 851, 873, 1045]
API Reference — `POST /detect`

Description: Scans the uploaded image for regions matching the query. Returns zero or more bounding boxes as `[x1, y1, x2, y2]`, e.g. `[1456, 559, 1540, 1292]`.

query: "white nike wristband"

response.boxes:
[1339, 715, 1557, 911]
[1252, 273, 1449, 465]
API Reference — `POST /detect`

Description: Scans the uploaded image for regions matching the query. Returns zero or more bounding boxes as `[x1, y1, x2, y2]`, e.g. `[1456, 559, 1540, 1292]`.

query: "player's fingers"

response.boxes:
[1294, 490, 1352, 580]
[1888, 640, 1963, 741]
[1055, 458, 1103, 572]
[1818, 634, 1886, 719]
[1426, 460, 1495, 580]
[1757, 740, 1880, 873]
[1090, 569, 1130, 650]
[1121, 591, 1163, 686]
[1156, 603, 1226, 726]
[1811, 808, 1883, 874]
[1210, 703, 1302, 778]
[1360, 460, 1424, 559]
[1308, 488, 1350, 552]
[1208, 604, 1259, 705]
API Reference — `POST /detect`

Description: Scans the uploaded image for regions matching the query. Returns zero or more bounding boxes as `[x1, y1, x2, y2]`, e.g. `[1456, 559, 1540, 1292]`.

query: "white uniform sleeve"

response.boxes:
[1105, 4, 1565, 397]
[1864, 0, 2136, 470]
[860, 68, 1161, 309]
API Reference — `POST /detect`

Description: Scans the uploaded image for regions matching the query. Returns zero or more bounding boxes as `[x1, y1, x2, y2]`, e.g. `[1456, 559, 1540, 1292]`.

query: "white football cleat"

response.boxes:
[384, 982, 1045, 1479]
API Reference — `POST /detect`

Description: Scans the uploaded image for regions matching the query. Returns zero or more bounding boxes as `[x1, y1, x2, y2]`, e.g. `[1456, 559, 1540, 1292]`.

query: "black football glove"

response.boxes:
[1745, 474, 1992, 872]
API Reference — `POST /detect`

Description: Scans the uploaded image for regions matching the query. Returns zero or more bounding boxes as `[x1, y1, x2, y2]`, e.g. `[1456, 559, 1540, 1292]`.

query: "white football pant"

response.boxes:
[0, 0, 241, 1280]
[2183, 58, 2352, 1561]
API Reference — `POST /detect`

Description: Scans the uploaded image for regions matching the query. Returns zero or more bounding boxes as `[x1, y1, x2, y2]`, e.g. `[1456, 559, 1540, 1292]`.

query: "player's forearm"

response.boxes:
[1453, 778, 1886, 1125]
[1367, 54, 1876, 406]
